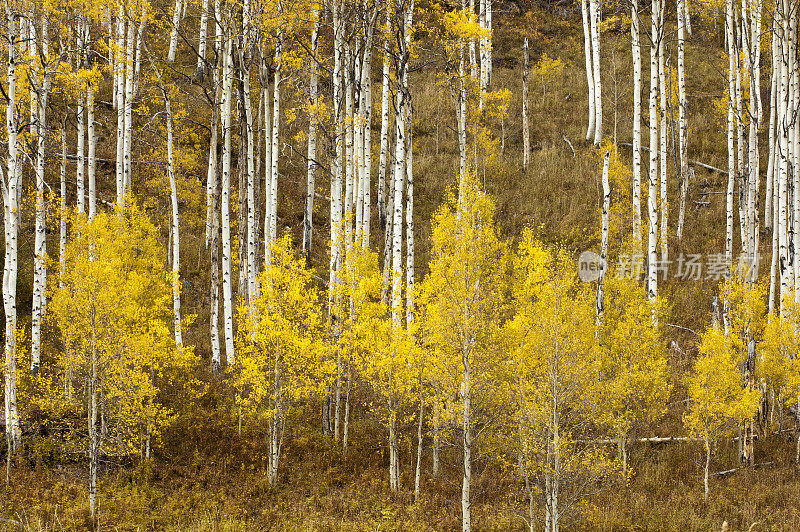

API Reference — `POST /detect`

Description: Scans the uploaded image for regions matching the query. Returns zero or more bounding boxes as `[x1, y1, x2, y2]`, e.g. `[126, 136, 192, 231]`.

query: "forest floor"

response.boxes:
[2, 0, 797, 530]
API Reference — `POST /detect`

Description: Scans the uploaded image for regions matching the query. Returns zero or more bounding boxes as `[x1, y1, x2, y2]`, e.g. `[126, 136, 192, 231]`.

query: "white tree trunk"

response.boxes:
[597, 151, 610, 322]
[631, 0, 642, 244]
[658, 1, 667, 262]
[303, 11, 320, 255]
[115, 8, 125, 204]
[220, 33, 235, 364]
[197, 0, 210, 77]
[726, 0, 736, 283]
[87, 83, 96, 220]
[168, 0, 182, 62]
[31, 14, 49, 375]
[522, 38, 530, 173]
[647, 0, 660, 302]
[676, 0, 689, 241]
[166, 99, 183, 346]
[377, 6, 391, 230]
[3, 11, 22, 451]
[59, 126, 67, 288]
[268, 32, 282, 261]
[590, 0, 602, 146]
[581, 0, 595, 141]
[123, 16, 135, 196]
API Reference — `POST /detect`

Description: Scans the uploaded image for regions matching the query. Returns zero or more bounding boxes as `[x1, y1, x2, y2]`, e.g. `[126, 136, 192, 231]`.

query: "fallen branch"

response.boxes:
[562, 134, 575, 159]
[619, 142, 736, 177]
[712, 462, 774, 477]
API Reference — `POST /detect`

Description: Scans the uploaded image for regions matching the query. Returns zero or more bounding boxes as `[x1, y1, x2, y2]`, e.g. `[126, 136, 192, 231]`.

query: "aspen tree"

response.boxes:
[123, 11, 136, 196]
[597, 152, 610, 322]
[647, 0, 660, 302]
[51, 207, 193, 518]
[3, 8, 22, 452]
[676, 0, 689, 241]
[725, 0, 736, 289]
[631, 0, 642, 244]
[657, 0, 667, 262]
[31, 13, 50, 375]
[522, 38, 529, 172]
[221, 30, 236, 363]
[303, 8, 320, 255]
[168, 0, 182, 62]
[589, 0, 602, 146]
[581, 0, 595, 141]
[166, 97, 183, 346]
[377, 2, 392, 229]
[76, 15, 86, 215]
[421, 179, 506, 532]
[197, 0, 210, 77]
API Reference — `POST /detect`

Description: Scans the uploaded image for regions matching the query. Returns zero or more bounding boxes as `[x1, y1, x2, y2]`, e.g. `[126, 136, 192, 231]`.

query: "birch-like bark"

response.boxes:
[778, 0, 790, 311]
[76, 17, 86, 215]
[658, 1, 668, 262]
[123, 16, 135, 196]
[3, 11, 22, 451]
[87, 83, 96, 220]
[166, 99, 183, 346]
[168, 0, 182, 62]
[221, 33, 235, 363]
[647, 0, 660, 302]
[210, 161, 222, 373]
[31, 14, 49, 375]
[589, 0, 602, 146]
[765, 24, 778, 230]
[197, 0, 210, 77]
[726, 0, 736, 284]
[377, 5, 392, 230]
[581, 0, 595, 141]
[522, 38, 530, 173]
[631, 0, 642, 244]
[597, 152, 610, 323]
[268, 31, 282, 260]
[115, 8, 125, 204]
[303, 12, 320, 255]
[361, 16, 377, 246]
[243, 50, 258, 305]
[205, 68, 221, 248]
[60, 126, 67, 288]
[676, 0, 689, 241]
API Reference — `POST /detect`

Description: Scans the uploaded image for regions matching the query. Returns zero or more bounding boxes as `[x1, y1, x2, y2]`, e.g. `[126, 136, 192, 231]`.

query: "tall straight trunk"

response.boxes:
[522, 38, 530, 172]
[790, 2, 800, 302]
[361, 16, 376, 247]
[303, 11, 320, 255]
[123, 16, 135, 196]
[377, 5, 392, 230]
[478, 0, 488, 102]
[221, 33, 236, 364]
[746, 0, 762, 282]
[115, 8, 125, 204]
[76, 20, 85, 216]
[631, 0, 642, 244]
[647, 0, 660, 303]
[3, 10, 22, 451]
[262, 56, 273, 261]
[205, 69, 221, 248]
[268, 32, 281, 260]
[765, 23, 778, 230]
[778, 0, 790, 312]
[88, 336, 98, 517]
[165, 99, 183, 346]
[60, 126, 67, 288]
[432, 389, 440, 476]
[414, 389, 424, 502]
[329, 0, 343, 316]
[87, 83, 96, 220]
[31, 14, 49, 375]
[210, 163, 222, 373]
[168, 0, 182, 62]
[597, 152, 610, 322]
[197, 0, 210, 77]
[132, 13, 146, 98]
[590, 0, 602, 146]
[405, 97, 414, 329]
[243, 51, 258, 305]
[581, 0, 595, 141]
[461, 342, 472, 532]
[658, 2, 667, 262]
[726, 0, 736, 283]
[676, 0, 689, 240]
